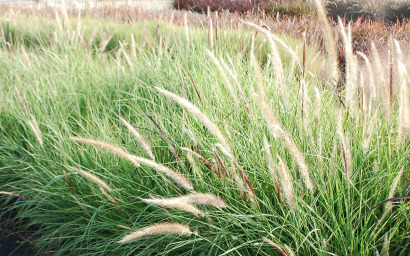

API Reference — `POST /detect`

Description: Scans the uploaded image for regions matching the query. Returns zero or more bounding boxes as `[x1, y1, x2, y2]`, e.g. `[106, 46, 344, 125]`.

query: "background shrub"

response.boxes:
[174, 0, 258, 12]
[383, 1, 410, 23]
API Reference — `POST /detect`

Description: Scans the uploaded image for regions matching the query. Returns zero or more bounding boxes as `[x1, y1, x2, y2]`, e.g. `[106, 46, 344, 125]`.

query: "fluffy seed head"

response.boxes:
[69, 166, 112, 192]
[133, 156, 194, 190]
[71, 137, 140, 167]
[141, 197, 204, 216]
[277, 155, 295, 210]
[119, 116, 155, 160]
[156, 87, 232, 156]
[118, 222, 195, 244]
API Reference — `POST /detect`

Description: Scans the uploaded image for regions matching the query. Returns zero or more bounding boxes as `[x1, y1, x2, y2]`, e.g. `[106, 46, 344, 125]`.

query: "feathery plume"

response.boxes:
[70, 166, 112, 192]
[284, 245, 296, 256]
[130, 34, 137, 59]
[180, 147, 220, 178]
[186, 151, 203, 182]
[382, 234, 390, 256]
[339, 19, 357, 110]
[262, 237, 289, 256]
[118, 222, 195, 244]
[208, 11, 214, 49]
[71, 137, 192, 190]
[205, 49, 239, 107]
[29, 115, 43, 148]
[156, 87, 231, 155]
[133, 156, 193, 190]
[277, 155, 295, 210]
[164, 12, 175, 52]
[88, 25, 101, 47]
[314, 86, 321, 125]
[357, 52, 376, 112]
[371, 167, 404, 236]
[71, 194, 87, 212]
[99, 187, 122, 210]
[184, 14, 190, 52]
[242, 20, 301, 68]
[118, 41, 133, 69]
[397, 60, 409, 140]
[0, 191, 26, 199]
[119, 116, 155, 160]
[371, 43, 390, 120]
[250, 36, 265, 93]
[185, 128, 198, 146]
[182, 193, 226, 207]
[71, 137, 140, 167]
[21, 45, 31, 68]
[263, 136, 277, 184]
[300, 78, 310, 133]
[363, 110, 377, 152]
[240, 21, 286, 99]
[220, 57, 251, 118]
[141, 197, 203, 216]
[337, 112, 352, 180]
[313, 0, 339, 82]
[15, 87, 29, 117]
[253, 92, 313, 190]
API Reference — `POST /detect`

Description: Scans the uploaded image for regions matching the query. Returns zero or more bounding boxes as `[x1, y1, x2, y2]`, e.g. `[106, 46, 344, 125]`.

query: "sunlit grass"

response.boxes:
[0, 10, 408, 256]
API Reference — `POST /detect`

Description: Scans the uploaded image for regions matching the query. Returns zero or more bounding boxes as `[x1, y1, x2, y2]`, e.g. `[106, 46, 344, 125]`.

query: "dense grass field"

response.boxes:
[0, 3, 409, 256]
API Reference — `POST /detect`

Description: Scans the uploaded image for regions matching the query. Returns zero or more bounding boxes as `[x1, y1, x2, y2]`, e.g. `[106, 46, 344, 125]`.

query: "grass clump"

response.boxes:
[0, 7, 409, 256]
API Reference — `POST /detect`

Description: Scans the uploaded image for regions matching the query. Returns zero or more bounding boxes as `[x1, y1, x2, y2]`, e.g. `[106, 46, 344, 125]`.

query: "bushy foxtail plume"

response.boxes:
[119, 116, 155, 160]
[371, 43, 390, 120]
[208, 10, 214, 49]
[142, 193, 226, 215]
[397, 60, 409, 140]
[240, 21, 286, 100]
[99, 187, 123, 212]
[69, 166, 112, 192]
[205, 49, 239, 107]
[339, 19, 357, 110]
[242, 20, 301, 68]
[186, 151, 203, 182]
[156, 87, 232, 156]
[300, 78, 310, 133]
[89, 25, 101, 47]
[363, 110, 377, 153]
[0, 191, 26, 199]
[71, 137, 140, 167]
[253, 92, 314, 190]
[357, 52, 376, 113]
[263, 136, 278, 185]
[163, 12, 175, 53]
[118, 222, 195, 243]
[29, 115, 43, 148]
[337, 112, 352, 180]
[130, 156, 193, 191]
[250, 35, 265, 93]
[314, 0, 339, 82]
[71, 195, 87, 212]
[371, 167, 404, 236]
[182, 193, 226, 207]
[314, 86, 321, 125]
[142, 197, 204, 216]
[71, 137, 192, 190]
[277, 154, 295, 210]
[262, 237, 289, 256]
[220, 57, 251, 118]
[184, 14, 190, 52]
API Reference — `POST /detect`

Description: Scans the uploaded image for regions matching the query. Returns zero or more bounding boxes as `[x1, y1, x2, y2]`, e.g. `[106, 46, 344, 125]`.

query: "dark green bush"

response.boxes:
[259, 0, 315, 17]
[383, 2, 410, 23]
[326, 0, 375, 22]
[174, 0, 257, 13]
